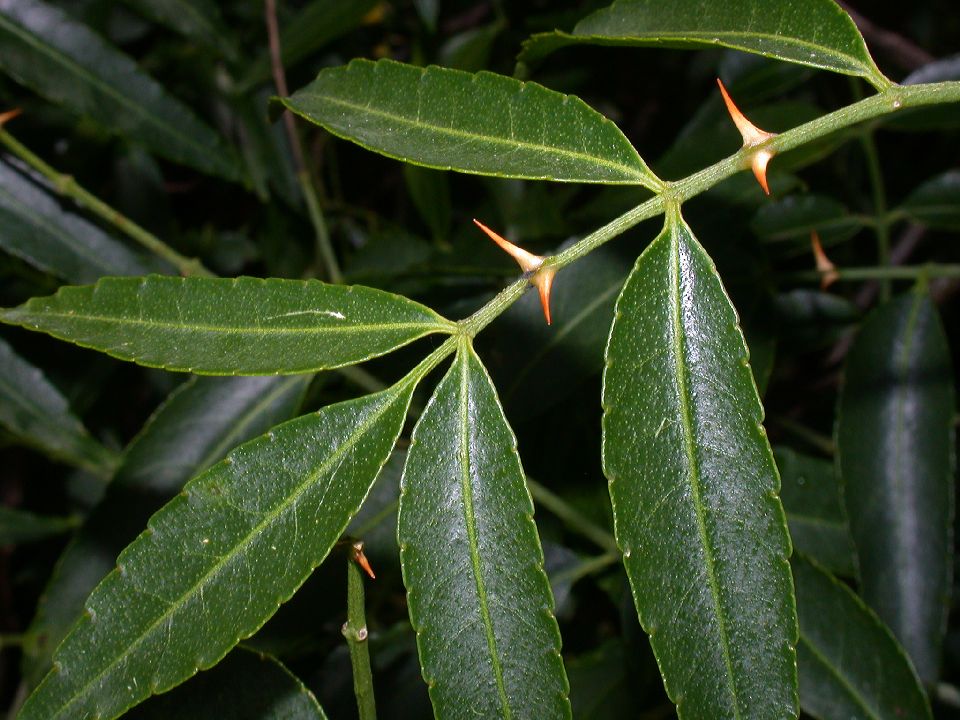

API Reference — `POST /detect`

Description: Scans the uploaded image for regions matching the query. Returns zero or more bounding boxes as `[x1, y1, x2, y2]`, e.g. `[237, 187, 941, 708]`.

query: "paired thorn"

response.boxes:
[0, 108, 22, 127]
[473, 218, 555, 325]
[716, 79, 776, 195]
[351, 541, 376, 580]
[811, 231, 839, 290]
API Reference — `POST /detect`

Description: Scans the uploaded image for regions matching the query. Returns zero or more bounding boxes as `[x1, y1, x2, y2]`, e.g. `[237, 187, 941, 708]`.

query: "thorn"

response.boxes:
[534, 267, 556, 325]
[473, 218, 543, 274]
[351, 541, 376, 580]
[473, 218, 555, 325]
[0, 108, 22, 127]
[811, 232, 839, 290]
[716, 79, 776, 195]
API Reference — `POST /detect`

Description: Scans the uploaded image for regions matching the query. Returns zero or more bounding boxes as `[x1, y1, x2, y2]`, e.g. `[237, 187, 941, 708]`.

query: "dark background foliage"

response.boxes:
[0, 1, 958, 717]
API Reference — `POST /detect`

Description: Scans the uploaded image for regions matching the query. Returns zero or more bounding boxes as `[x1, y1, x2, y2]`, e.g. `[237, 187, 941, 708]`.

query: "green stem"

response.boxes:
[790, 264, 960, 282]
[343, 543, 377, 720]
[0, 127, 213, 277]
[859, 130, 892, 300]
[528, 478, 618, 553]
[552, 550, 621, 586]
[0, 633, 25, 649]
[770, 416, 836, 457]
[298, 169, 343, 284]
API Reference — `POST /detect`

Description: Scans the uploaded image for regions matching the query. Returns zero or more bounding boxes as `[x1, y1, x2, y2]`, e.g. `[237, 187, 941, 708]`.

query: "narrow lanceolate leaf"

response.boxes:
[518, 0, 890, 90]
[22, 375, 310, 686]
[1, 276, 455, 375]
[0, 159, 162, 282]
[794, 555, 932, 720]
[897, 170, 960, 231]
[121, 0, 238, 60]
[127, 648, 327, 720]
[0, 0, 241, 181]
[279, 59, 660, 188]
[602, 212, 798, 719]
[0, 336, 116, 474]
[18, 377, 417, 720]
[0, 507, 77, 545]
[399, 339, 570, 719]
[775, 447, 856, 577]
[837, 291, 955, 685]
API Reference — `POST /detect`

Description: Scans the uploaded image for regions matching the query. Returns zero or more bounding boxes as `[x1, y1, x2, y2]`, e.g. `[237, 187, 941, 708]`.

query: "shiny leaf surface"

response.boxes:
[794, 555, 932, 720]
[0, 335, 116, 474]
[519, 0, 888, 89]
[399, 340, 570, 719]
[0, 0, 241, 180]
[1, 276, 455, 375]
[22, 375, 310, 685]
[279, 59, 660, 187]
[602, 212, 797, 719]
[837, 290, 954, 685]
[19, 377, 416, 720]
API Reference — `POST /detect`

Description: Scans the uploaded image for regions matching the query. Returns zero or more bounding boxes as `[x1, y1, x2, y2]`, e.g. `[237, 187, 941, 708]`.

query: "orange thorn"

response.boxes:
[811, 232, 839, 290]
[351, 541, 376, 579]
[473, 218, 555, 325]
[0, 108, 22, 127]
[533, 267, 556, 326]
[716, 79, 776, 195]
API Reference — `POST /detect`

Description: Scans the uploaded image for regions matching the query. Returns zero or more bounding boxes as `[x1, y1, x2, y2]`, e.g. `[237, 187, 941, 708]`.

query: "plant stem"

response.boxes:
[343, 543, 377, 720]
[858, 130, 892, 300]
[528, 478, 618, 553]
[770, 416, 836, 456]
[790, 264, 960, 282]
[264, 0, 343, 284]
[552, 550, 621, 586]
[0, 127, 213, 277]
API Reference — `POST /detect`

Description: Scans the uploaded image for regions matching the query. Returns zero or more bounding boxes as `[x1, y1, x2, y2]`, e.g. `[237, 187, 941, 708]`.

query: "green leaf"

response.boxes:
[0, 159, 162, 283]
[794, 555, 932, 720]
[19, 376, 417, 720]
[0, 0, 241, 181]
[775, 447, 855, 576]
[399, 339, 571, 719]
[127, 647, 327, 719]
[602, 211, 798, 719]
[279, 59, 660, 188]
[567, 640, 633, 720]
[21, 375, 310, 686]
[836, 290, 955, 685]
[518, 0, 889, 90]
[121, 0, 238, 60]
[0, 507, 77, 545]
[0, 335, 116, 474]
[404, 165, 452, 244]
[238, 0, 380, 91]
[897, 170, 960, 231]
[751, 194, 864, 246]
[2, 276, 456, 375]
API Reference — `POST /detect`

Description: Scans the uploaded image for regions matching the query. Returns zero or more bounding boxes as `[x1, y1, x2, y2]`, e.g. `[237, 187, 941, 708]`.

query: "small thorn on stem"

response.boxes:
[716, 79, 776, 195]
[0, 108, 23, 127]
[473, 218, 555, 325]
[811, 232, 839, 290]
[351, 541, 376, 580]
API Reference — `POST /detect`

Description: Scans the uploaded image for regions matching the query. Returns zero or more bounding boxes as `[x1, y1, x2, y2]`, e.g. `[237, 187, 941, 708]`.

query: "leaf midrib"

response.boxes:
[8, 310, 444, 337]
[0, 11, 223, 169]
[798, 635, 879, 719]
[573, 28, 864, 71]
[291, 89, 650, 183]
[668, 222, 741, 718]
[43, 383, 408, 720]
[457, 345, 512, 719]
